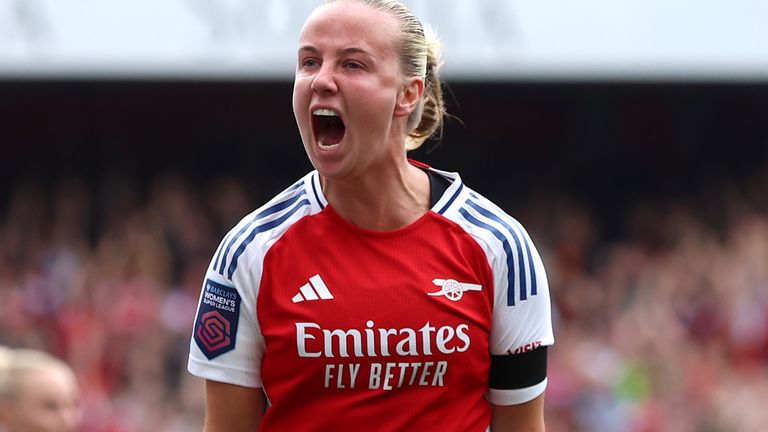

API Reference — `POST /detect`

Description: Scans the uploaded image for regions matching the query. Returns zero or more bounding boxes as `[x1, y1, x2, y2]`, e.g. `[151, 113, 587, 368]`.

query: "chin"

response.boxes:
[312, 163, 347, 180]
[314, 156, 363, 181]
[305, 145, 347, 177]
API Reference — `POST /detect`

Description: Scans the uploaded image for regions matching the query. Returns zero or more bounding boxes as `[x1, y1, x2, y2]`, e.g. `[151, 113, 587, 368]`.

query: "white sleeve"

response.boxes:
[486, 222, 554, 405]
[439, 187, 555, 405]
[453, 195, 555, 355]
[488, 228, 554, 355]
[187, 235, 265, 388]
[186, 175, 316, 387]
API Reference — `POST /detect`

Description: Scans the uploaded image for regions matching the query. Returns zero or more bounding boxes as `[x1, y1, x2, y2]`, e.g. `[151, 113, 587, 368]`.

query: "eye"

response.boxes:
[300, 58, 319, 69]
[343, 61, 364, 71]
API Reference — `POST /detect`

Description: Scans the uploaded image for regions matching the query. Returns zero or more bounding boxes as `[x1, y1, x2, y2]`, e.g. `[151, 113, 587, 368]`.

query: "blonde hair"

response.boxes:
[323, 0, 446, 151]
[0, 348, 75, 401]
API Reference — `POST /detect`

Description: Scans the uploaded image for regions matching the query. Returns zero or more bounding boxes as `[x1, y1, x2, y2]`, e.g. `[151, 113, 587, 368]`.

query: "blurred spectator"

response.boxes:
[0, 347, 81, 432]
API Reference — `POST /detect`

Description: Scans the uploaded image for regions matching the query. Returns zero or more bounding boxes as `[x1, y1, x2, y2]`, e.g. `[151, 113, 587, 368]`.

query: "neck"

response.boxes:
[321, 155, 430, 231]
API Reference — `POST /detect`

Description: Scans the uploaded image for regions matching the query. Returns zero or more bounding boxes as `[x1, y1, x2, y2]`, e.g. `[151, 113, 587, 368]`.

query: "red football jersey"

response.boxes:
[189, 168, 554, 431]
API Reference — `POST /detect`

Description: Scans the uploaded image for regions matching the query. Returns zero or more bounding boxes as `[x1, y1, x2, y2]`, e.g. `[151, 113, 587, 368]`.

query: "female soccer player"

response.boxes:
[189, 1, 554, 430]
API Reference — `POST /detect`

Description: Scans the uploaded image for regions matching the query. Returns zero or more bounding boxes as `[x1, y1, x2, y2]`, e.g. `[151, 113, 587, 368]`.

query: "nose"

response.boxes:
[310, 63, 338, 94]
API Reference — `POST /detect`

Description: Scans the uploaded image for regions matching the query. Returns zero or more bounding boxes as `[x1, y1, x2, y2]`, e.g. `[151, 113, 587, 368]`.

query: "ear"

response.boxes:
[393, 76, 425, 118]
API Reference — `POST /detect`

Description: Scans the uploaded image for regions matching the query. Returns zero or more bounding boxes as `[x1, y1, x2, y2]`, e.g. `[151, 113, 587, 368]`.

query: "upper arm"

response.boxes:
[204, 380, 266, 432]
[490, 393, 545, 432]
[473, 209, 552, 416]
[188, 232, 266, 388]
[482, 220, 552, 406]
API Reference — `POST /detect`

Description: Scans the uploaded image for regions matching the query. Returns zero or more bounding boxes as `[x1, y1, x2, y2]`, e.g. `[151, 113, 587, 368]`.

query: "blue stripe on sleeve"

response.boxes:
[212, 232, 232, 272]
[287, 180, 304, 192]
[437, 181, 464, 214]
[512, 219, 538, 296]
[227, 199, 310, 279]
[466, 199, 534, 301]
[469, 192, 538, 294]
[254, 189, 306, 220]
[459, 207, 518, 306]
[218, 189, 306, 276]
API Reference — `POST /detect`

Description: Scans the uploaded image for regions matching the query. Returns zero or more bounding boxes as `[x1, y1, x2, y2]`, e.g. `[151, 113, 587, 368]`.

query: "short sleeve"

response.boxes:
[186, 173, 317, 388]
[187, 236, 265, 388]
[486, 222, 554, 405]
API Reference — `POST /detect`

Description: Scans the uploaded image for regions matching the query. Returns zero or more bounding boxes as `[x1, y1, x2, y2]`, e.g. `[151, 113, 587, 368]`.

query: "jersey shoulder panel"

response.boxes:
[209, 171, 324, 284]
[429, 171, 539, 306]
[431, 172, 554, 356]
[188, 172, 324, 387]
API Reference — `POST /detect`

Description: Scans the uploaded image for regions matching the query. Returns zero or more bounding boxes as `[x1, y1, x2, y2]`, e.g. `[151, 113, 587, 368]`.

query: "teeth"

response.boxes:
[313, 108, 339, 117]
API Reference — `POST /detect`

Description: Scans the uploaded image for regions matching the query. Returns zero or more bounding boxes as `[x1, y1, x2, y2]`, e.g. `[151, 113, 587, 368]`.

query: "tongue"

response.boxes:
[316, 116, 345, 145]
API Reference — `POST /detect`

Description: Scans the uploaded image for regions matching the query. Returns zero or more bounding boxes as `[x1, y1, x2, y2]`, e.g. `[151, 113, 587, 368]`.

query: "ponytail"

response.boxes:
[406, 29, 445, 151]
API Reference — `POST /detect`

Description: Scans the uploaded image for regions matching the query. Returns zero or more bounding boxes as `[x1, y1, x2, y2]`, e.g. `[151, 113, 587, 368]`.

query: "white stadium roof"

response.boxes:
[1, 0, 767, 80]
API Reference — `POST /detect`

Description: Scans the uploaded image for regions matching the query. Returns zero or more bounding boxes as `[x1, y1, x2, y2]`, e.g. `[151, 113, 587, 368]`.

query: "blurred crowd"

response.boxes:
[0, 173, 252, 431]
[1, 167, 767, 431]
[527, 168, 768, 431]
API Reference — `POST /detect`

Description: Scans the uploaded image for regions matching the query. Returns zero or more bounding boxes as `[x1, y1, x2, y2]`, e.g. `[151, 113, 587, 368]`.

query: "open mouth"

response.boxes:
[312, 108, 346, 148]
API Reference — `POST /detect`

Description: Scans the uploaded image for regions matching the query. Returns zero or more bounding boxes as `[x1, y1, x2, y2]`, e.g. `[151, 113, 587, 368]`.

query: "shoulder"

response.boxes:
[428, 168, 533, 249]
[430, 169, 546, 305]
[209, 171, 326, 282]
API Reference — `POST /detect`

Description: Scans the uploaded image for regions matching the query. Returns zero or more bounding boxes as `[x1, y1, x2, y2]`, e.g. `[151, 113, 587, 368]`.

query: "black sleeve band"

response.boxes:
[489, 347, 548, 390]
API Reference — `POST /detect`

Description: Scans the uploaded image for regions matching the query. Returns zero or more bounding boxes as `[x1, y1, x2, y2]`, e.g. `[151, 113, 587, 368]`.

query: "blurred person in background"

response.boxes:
[187, 0, 553, 431]
[0, 346, 82, 432]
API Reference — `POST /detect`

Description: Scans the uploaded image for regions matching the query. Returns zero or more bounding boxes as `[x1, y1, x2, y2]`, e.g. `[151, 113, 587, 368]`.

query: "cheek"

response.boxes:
[292, 84, 311, 133]
[291, 86, 304, 120]
[292, 76, 311, 110]
[352, 92, 397, 129]
[13, 403, 53, 428]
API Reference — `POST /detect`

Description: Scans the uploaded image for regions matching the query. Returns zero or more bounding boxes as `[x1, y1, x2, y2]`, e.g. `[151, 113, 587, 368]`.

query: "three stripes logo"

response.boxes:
[292, 274, 334, 303]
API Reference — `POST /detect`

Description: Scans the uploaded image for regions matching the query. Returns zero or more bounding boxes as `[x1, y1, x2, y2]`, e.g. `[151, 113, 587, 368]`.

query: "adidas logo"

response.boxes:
[292, 274, 334, 303]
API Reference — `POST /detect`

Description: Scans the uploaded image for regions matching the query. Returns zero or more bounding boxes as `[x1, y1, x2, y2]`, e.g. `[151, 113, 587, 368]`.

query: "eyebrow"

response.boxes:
[298, 45, 375, 60]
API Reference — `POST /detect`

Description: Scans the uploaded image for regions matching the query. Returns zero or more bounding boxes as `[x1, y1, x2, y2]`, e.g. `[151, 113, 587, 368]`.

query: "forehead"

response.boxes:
[300, 2, 400, 55]
[15, 367, 77, 399]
